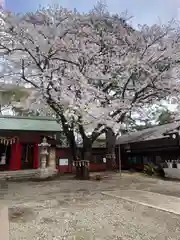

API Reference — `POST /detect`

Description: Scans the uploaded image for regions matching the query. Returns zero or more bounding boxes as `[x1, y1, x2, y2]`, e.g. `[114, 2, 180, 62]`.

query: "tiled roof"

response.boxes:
[116, 121, 180, 145]
[0, 115, 62, 132]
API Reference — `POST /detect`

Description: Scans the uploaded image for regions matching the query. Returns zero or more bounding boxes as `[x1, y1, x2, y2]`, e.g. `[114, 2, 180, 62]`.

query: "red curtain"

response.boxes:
[33, 143, 39, 169]
[9, 142, 21, 170]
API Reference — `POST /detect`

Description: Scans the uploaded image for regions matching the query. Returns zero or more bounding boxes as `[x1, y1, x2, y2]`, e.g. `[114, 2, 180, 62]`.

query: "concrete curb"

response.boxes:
[101, 191, 180, 216]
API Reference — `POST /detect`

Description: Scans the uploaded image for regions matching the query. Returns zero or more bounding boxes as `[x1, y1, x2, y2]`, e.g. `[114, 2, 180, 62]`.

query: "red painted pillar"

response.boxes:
[9, 143, 16, 170]
[33, 143, 39, 169]
[9, 141, 21, 171]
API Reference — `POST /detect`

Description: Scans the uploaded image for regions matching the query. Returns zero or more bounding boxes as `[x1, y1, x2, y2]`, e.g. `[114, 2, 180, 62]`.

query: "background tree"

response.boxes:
[0, 86, 30, 114]
[121, 105, 176, 132]
[157, 109, 175, 125]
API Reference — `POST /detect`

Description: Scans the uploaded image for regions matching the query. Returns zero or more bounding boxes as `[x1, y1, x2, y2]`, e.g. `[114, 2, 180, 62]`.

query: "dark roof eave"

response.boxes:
[0, 129, 62, 133]
[0, 115, 57, 121]
[116, 121, 180, 145]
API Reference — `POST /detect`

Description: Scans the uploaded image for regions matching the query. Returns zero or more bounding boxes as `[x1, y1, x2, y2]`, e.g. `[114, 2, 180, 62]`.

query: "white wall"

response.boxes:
[164, 168, 180, 179]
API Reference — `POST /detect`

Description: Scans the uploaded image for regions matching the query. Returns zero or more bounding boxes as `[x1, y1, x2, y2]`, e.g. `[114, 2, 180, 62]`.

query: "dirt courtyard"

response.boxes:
[3, 173, 180, 239]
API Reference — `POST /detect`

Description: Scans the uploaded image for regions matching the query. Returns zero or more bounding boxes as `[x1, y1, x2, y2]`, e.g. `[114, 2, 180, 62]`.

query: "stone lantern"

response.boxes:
[38, 137, 50, 178]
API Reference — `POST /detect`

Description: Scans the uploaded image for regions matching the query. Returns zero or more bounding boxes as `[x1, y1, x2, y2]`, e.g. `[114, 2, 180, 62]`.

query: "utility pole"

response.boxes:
[118, 145, 121, 176]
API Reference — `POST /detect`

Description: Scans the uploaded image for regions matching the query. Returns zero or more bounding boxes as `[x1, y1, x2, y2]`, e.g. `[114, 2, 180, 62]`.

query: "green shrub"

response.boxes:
[144, 164, 154, 176]
[153, 164, 165, 177]
[144, 163, 165, 178]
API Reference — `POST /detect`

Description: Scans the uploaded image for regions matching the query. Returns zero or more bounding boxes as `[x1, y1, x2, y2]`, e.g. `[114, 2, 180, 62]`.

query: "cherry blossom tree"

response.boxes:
[0, 4, 180, 173]
[0, 85, 29, 114]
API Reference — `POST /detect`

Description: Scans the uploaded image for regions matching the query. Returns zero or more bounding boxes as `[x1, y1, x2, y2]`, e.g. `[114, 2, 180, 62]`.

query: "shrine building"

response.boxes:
[115, 120, 180, 171]
[0, 115, 61, 171]
[0, 115, 107, 174]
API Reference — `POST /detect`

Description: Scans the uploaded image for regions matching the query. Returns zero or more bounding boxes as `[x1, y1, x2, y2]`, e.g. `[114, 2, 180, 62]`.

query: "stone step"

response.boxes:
[0, 168, 58, 181]
[0, 170, 39, 180]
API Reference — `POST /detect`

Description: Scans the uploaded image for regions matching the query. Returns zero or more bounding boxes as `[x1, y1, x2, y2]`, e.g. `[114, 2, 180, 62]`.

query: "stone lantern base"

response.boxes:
[38, 168, 50, 179]
[47, 167, 58, 177]
[37, 167, 58, 179]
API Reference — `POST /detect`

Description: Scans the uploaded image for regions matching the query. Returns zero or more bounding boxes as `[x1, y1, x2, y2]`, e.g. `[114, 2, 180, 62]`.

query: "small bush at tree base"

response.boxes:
[143, 163, 165, 178]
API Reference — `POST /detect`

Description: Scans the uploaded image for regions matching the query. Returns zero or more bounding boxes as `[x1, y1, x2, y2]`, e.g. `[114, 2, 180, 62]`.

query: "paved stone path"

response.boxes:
[102, 190, 180, 215]
[6, 174, 180, 239]
[0, 206, 9, 240]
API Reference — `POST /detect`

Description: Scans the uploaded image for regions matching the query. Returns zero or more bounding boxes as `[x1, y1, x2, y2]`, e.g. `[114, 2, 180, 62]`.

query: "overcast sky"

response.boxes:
[5, 0, 180, 26]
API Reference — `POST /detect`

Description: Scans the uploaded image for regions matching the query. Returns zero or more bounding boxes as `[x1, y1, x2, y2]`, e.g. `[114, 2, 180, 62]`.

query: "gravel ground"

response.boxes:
[3, 173, 180, 240]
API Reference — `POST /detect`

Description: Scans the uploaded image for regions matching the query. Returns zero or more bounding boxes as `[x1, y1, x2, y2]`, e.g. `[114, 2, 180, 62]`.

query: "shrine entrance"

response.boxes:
[21, 143, 34, 169]
[0, 143, 11, 171]
[0, 136, 17, 171]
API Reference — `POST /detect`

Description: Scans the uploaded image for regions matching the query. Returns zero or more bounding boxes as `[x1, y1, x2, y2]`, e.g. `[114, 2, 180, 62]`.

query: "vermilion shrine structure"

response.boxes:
[0, 116, 107, 176]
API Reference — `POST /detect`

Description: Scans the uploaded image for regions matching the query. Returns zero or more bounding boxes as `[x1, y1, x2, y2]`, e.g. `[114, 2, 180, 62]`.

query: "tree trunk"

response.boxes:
[47, 101, 78, 161]
[106, 128, 117, 171]
[68, 131, 78, 161]
[83, 138, 92, 160]
[83, 149, 92, 161]
[82, 151, 90, 180]
[75, 138, 92, 180]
